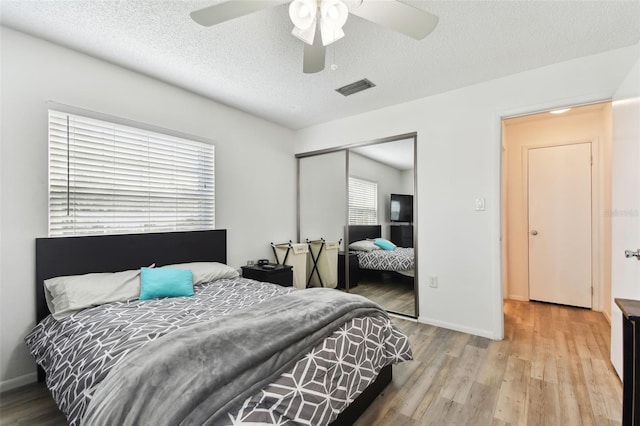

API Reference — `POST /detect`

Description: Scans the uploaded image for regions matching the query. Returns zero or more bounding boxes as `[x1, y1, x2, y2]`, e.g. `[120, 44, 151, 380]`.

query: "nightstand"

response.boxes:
[390, 224, 413, 248]
[338, 251, 360, 289]
[241, 264, 293, 287]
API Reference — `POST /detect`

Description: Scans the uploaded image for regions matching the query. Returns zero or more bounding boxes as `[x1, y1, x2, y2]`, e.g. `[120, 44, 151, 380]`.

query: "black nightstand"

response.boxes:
[338, 252, 360, 289]
[241, 264, 293, 287]
[390, 224, 413, 248]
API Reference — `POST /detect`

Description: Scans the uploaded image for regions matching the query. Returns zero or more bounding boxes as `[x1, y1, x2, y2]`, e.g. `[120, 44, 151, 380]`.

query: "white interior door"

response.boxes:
[528, 143, 592, 308]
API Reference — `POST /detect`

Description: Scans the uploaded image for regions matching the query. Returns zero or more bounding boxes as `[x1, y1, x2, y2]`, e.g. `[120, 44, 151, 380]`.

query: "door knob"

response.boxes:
[530, 230, 538, 236]
[625, 249, 640, 260]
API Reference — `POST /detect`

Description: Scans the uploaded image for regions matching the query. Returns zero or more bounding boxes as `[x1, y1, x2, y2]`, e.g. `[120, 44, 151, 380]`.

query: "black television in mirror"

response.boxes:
[390, 194, 413, 223]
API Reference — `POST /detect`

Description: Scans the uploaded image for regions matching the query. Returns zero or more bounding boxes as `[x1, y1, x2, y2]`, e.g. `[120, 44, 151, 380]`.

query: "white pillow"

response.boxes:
[348, 240, 380, 252]
[44, 269, 140, 321]
[164, 262, 239, 285]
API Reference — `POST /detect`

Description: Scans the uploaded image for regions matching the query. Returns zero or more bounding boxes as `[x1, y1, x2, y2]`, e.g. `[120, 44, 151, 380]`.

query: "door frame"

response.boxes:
[521, 138, 600, 309]
[497, 98, 612, 342]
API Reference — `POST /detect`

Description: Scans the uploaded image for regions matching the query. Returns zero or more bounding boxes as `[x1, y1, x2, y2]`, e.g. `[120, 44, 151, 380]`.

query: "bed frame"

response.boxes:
[33, 229, 390, 425]
[348, 223, 414, 280]
[348, 224, 382, 244]
[35, 229, 227, 323]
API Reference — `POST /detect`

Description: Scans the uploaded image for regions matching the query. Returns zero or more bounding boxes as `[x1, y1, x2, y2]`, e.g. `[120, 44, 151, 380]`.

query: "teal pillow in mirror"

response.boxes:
[374, 238, 397, 251]
[139, 267, 194, 300]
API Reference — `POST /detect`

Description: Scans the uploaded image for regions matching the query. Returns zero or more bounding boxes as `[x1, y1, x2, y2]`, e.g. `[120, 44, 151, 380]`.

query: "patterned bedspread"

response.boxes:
[25, 277, 412, 426]
[357, 247, 414, 271]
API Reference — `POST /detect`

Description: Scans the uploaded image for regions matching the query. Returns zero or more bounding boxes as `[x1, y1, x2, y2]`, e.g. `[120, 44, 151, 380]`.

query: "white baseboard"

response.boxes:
[388, 312, 417, 322]
[602, 309, 612, 325]
[417, 316, 498, 340]
[0, 372, 37, 393]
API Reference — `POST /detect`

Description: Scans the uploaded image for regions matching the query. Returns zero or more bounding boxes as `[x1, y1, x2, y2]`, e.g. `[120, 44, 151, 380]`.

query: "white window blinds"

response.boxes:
[348, 176, 378, 225]
[48, 110, 215, 236]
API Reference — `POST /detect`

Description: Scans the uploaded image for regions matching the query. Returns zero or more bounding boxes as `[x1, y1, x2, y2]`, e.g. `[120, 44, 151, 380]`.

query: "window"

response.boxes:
[48, 109, 214, 236]
[348, 176, 378, 225]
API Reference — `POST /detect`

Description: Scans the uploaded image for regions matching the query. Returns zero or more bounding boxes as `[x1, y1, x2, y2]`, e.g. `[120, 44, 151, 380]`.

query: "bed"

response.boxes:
[348, 225, 415, 277]
[28, 230, 412, 426]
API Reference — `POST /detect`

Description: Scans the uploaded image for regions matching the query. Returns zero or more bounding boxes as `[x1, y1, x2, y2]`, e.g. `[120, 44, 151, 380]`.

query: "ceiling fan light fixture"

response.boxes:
[342, 0, 363, 11]
[289, 0, 318, 30]
[190, 0, 439, 74]
[320, 0, 348, 29]
[320, 0, 348, 46]
[320, 23, 345, 46]
[292, 20, 317, 44]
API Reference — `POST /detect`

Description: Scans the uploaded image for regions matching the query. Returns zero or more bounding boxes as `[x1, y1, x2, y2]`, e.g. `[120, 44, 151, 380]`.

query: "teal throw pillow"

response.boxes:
[139, 267, 194, 300]
[374, 238, 397, 251]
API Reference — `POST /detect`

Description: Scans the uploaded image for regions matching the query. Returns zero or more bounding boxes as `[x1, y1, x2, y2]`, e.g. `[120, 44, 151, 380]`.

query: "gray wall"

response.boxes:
[349, 152, 412, 240]
[299, 151, 347, 247]
[0, 28, 297, 388]
[295, 44, 640, 341]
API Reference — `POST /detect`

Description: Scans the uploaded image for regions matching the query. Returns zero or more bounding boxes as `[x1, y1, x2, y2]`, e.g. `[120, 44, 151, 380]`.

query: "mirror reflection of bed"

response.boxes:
[346, 138, 417, 318]
[297, 135, 417, 318]
[346, 225, 415, 317]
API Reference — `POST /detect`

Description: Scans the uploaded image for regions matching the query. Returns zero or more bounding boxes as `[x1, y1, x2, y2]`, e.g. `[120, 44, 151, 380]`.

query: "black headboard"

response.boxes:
[348, 225, 382, 244]
[35, 229, 227, 323]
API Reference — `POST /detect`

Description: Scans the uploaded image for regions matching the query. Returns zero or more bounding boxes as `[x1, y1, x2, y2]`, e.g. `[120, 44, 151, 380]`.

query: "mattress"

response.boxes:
[25, 277, 412, 425]
[357, 247, 415, 272]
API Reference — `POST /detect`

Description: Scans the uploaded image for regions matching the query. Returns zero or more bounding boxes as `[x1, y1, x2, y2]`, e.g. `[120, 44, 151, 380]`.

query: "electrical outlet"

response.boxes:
[429, 275, 438, 288]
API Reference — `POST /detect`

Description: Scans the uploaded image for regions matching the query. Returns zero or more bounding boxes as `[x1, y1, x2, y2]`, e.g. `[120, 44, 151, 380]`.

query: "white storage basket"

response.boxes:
[273, 243, 309, 289]
[306, 240, 340, 289]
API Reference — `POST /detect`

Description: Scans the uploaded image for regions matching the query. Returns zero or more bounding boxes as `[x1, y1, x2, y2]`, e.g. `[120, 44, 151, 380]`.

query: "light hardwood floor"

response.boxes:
[0, 300, 622, 426]
[356, 300, 622, 425]
[350, 271, 416, 316]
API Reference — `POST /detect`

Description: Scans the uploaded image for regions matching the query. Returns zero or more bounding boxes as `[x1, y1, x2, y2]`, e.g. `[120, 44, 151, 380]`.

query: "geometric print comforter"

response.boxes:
[25, 277, 412, 426]
[357, 247, 415, 272]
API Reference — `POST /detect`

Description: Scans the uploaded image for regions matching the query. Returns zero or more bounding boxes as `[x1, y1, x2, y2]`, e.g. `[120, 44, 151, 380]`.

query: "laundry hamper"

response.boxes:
[306, 239, 340, 289]
[272, 242, 309, 290]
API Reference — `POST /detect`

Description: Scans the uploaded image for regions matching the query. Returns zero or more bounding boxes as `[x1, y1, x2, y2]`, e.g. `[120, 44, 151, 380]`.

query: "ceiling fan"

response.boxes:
[190, 0, 438, 73]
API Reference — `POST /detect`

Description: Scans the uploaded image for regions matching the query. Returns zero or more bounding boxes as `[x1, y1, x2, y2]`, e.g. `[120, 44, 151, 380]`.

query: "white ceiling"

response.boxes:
[351, 138, 414, 170]
[1, 1, 639, 130]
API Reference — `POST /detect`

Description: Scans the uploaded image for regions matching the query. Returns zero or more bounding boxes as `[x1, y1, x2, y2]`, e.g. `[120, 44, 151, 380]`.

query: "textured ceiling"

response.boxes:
[1, 0, 639, 130]
[352, 138, 414, 171]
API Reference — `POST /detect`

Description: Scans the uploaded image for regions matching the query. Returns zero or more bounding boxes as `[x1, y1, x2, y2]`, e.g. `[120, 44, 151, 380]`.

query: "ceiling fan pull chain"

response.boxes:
[331, 43, 338, 71]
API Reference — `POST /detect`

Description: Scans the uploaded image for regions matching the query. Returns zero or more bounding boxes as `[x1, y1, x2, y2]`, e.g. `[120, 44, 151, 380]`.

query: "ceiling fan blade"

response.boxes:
[349, 0, 438, 40]
[190, 0, 287, 27]
[303, 28, 326, 73]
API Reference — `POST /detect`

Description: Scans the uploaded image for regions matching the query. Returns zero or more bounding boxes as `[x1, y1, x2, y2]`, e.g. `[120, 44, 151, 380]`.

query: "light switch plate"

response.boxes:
[475, 197, 486, 211]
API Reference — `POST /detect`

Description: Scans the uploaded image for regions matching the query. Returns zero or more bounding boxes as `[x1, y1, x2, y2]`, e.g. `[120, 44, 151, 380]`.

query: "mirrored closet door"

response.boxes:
[298, 151, 347, 243]
[297, 151, 347, 289]
[297, 134, 418, 318]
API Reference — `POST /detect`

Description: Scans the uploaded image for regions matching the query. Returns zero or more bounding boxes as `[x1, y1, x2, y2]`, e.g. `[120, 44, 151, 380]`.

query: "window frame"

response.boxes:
[47, 103, 215, 237]
[348, 176, 378, 225]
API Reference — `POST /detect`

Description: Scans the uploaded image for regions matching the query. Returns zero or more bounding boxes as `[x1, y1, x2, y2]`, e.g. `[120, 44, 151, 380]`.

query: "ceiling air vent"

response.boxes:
[335, 79, 376, 96]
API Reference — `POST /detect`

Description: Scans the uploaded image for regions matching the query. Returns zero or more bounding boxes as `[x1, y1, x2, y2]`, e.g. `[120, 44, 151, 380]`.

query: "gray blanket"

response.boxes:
[83, 288, 387, 425]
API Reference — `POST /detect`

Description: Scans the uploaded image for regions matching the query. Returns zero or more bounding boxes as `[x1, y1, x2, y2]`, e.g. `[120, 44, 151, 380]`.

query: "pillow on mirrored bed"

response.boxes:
[348, 240, 380, 252]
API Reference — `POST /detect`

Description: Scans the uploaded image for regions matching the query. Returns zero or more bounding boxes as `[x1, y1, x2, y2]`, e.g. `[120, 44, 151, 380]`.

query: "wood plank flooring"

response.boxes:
[350, 271, 415, 316]
[0, 300, 621, 426]
[355, 300, 622, 425]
